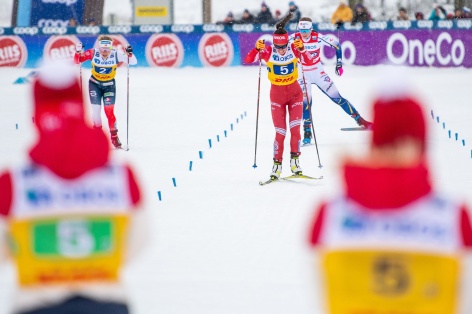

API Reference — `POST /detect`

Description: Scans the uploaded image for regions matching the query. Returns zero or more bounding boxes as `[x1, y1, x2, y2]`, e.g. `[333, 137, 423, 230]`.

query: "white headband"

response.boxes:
[298, 21, 312, 30]
[99, 40, 113, 49]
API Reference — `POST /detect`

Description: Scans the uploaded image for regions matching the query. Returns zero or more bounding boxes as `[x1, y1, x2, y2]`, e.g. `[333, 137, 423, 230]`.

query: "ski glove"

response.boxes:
[335, 59, 343, 76]
[255, 40, 265, 51]
[293, 38, 305, 51]
[75, 42, 83, 53]
[125, 45, 133, 55]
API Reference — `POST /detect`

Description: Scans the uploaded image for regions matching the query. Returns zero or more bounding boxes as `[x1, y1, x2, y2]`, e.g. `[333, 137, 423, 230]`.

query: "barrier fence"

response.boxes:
[1, 20, 471, 68]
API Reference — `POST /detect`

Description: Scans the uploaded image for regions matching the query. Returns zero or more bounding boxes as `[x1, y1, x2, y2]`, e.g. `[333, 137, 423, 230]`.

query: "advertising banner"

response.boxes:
[134, 0, 173, 25]
[30, 0, 85, 27]
[0, 22, 471, 69]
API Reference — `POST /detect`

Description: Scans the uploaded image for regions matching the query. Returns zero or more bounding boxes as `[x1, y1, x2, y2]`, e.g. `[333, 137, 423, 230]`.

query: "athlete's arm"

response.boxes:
[244, 46, 270, 64]
[74, 48, 94, 64]
[319, 33, 342, 60]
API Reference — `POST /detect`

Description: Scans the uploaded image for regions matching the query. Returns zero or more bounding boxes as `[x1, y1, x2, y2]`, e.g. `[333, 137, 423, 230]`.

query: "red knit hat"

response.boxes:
[372, 96, 426, 152]
[29, 59, 109, 179]
[33, 59, 85, 133]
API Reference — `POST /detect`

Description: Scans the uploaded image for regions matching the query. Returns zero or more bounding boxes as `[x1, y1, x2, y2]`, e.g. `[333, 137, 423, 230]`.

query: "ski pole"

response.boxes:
[252, 51, 262, 169]
[300, 63, 323, 168]
[126, 55, 130, 151]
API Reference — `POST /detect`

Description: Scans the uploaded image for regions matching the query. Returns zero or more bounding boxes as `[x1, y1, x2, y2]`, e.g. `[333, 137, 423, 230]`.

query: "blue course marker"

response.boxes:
[217, 135, 220, 142]
[15, 123, 18, 130]
[172, 178, 177, 187]
[455, 133, 458, 141]
[448, 130, 451, 138]
[157, 191, 162, 201]
[189, 161, 193, 171]
[431, 110, 434, 119]
[442, 122, 445, 129]
[462, 139, 465, 146]
[224, 130, 227, 137]
[199, 151, 203, 159]
[231, 124, 233, 131]
[436, 116, 440, 123]
[208, 139, 212, 148]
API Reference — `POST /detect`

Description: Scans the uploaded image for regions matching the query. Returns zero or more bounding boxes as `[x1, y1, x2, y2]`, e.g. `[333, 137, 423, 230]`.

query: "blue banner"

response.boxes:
[30, 0, 85, 27]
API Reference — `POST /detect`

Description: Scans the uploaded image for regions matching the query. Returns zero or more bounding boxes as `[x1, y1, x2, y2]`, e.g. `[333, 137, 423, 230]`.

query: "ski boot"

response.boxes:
[351, 113, 373, 129]
[302, 125, 312, 145]
[290, 153, 302, 175]
[110, 129, 122, 148]
[270, 159, 282, 180]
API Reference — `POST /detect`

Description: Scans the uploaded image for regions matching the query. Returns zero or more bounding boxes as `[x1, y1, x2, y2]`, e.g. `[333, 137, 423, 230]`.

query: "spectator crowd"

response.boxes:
[218, 1, 472, 26]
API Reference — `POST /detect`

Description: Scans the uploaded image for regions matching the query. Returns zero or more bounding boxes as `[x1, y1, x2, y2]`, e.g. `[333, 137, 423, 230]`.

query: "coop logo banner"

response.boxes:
[198, 33, 234, 67]
[30, 0, 85, 28]
[44, 35, 80, 60]
[145, 34, 184, 67]
[0, 36, 27, 67]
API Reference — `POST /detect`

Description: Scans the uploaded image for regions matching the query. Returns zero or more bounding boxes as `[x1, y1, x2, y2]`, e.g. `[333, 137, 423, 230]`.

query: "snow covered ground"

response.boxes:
[0, 63, 472, 314]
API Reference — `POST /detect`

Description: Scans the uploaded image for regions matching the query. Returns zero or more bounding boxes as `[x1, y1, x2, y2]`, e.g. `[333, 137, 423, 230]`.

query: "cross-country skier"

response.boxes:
[74, 35, 137, 148]
[245, 13, 312, 180]
[289, 17, 372, 145]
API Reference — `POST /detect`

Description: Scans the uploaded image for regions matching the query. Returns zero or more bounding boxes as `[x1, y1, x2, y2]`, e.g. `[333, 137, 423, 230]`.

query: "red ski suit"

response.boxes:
[245, 43, 311, 161]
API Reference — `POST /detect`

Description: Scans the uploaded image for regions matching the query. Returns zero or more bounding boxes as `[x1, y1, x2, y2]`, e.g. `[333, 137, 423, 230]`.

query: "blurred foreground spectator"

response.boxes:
[331, 0, 353, 27]
[352, 3, 372, 24]
[68, 18, 78, 26]
[255, 2, 275, 24]
[0, 59, 147, 314]
[463, 6, 472, 18]
[308, 71, 472, 314]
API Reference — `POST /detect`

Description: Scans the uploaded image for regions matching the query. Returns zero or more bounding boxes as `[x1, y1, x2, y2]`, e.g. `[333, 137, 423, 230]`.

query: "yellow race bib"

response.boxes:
[8, 214, 129, 287]
[321, 250, 459, 314]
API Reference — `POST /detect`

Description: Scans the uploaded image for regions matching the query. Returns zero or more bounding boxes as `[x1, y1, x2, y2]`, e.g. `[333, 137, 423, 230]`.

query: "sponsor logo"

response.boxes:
[26, 186, 118, 207]
[437, 20, 453, 29]
[344, 23, 363, 31]
[42, 0, 77, 5]
[42, 26, 68, 35]
[387, 32, 465, 66]
[341, 215, 447, 239]
[76, 26, 101, 34]
[392, 20, 411, 29]
[417, 20, 434, 29]
[369, 21, 388, 30]
[171, 24, 194, 33]
[145, 33, 184, 67]
[457, 19, 472, 29]
[198, 33, 234, 67]
[0, 36, 27, 67]
[107, 25, 131, 34]
[232, 24, 254, 32]
[89, 91, 97, 96]
[274, 76, 294, 83]
[317, 22, 337, 31]
[139, 24, 164, 33]
[202, 24, 225, 32]
[38, 19, 68, 27]
[260, 24, 275, 32]
[287, 23, 297, 31]
[272, 53, 294, 62]
[44, 35, 80, 60]
[13, 27, 39, 36]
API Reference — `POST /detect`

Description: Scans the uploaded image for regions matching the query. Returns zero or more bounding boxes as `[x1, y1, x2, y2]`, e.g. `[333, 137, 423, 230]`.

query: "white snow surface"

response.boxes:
[1, 64, 472, 314]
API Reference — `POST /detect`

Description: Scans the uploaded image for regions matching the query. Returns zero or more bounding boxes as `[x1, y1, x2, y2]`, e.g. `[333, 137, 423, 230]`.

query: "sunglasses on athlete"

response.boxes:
[99, 47, 111, 52]
[273, 43, 288, 49]
[299, 29, 311, 34]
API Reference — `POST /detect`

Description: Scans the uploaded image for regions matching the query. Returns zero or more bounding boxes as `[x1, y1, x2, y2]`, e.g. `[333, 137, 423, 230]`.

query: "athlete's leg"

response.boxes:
[270, 86, 287, 162]
[88, 80, 103, 128]
[287, 86, 303, 156]
[102, 81, 117, 131]
[310, 66, 358, 116]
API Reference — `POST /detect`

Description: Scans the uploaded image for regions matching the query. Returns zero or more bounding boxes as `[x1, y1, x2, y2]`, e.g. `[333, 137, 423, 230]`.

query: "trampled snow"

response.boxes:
[0, 64, 472, 313]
